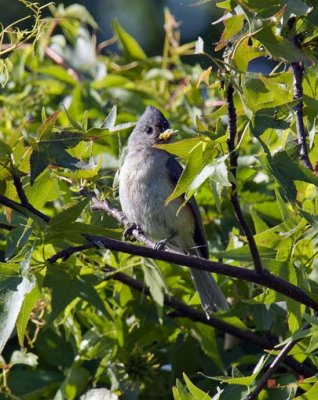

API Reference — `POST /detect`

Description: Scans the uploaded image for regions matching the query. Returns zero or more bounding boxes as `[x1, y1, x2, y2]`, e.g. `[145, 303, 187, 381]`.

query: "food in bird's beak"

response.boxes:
[158, 129, 178, 141]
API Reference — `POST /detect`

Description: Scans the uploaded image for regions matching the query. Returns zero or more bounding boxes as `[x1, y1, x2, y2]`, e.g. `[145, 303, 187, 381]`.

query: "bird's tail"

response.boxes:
[190, 268, 229, 317]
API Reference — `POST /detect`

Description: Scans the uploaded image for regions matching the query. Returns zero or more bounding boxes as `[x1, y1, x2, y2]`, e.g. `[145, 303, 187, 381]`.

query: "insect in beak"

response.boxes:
[158, 129, 178, 141]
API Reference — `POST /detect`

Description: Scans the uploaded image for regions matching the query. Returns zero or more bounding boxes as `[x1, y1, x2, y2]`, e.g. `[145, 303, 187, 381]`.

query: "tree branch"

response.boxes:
[247, 317, 314, 400]
[49, 233, 318, 311]
[0, 223, 14, 231]
[104, 266, 274, 348]
[291, 62, 313, 171]
[226, 84, 263, 274]
[113, 269, 315, 378]
[89, 193, 162, 250]
[0, 194, 27, 215]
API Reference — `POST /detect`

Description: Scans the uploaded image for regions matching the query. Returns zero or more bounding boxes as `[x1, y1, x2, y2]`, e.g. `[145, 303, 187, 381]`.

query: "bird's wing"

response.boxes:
[166, 156, 209, 259]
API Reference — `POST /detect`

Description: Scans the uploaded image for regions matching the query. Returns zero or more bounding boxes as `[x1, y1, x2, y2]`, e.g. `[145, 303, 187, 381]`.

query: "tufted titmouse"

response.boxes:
[118, 106, 228, 316]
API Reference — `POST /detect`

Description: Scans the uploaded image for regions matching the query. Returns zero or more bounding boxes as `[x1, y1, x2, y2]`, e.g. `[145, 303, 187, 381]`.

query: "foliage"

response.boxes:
[0, 1, 318, 399]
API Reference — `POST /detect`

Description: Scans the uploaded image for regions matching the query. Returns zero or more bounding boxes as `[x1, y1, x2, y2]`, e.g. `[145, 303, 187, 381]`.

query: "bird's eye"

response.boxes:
[146, 126, 153, 135]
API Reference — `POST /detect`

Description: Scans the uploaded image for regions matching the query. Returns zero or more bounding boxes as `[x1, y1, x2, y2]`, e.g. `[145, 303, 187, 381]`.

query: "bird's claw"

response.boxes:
[154, 238, 168, 250]
[123, 223, 140, 241]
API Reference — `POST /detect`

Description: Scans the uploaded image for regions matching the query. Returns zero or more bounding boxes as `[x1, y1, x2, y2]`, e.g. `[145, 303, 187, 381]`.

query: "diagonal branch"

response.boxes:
[0, 194, 27, 215]
[104, 266, 273, 348]
[226, 84, 263, 274]
[112, 268, 315, 378]
[48, 233, 318, 311]
[291, 62, 313, 171]
[246, 316, 315, 400]
[89, 193, 162, 250]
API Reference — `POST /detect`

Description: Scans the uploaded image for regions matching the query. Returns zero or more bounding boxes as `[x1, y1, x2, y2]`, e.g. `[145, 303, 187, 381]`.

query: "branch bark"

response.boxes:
[226, 84, 263, 274]
[291, 62, 313, 171]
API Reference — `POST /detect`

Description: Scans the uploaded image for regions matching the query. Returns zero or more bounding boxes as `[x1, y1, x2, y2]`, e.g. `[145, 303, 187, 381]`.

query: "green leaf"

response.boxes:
[37, 111, 60, 138]
[254, 26, 308, 62]
[216, 15, 244, 51]
[8, 369, 63, 398]
[164, 140, 219, 204]
[294, 382, 318, 400]
[113, 19, 147, 61]
[268, 151, 318, 201]
[213, 355, 267, 386]
[53, 130, 84, 149]
[173, 379, 194, 400]
[35, 328, 74, 368]
[233, 38, 265, 71]
[0, 258, 35, 352]
[44, 266, 106, 322]
[211, 246, 276, 261]
[154, 137, 207, 158]
[191, 324, 224, 371]
[183, 373, 211, 399]
[243, 75, 292, 113]
[101, 105, 117, 130]
[30, 146, 49, 185]
[49, 199, 89, 227]
[25, 171, 60, 209]
[55, 365, 90, 400]
[38, 66, 77, 85]
[30, 141, 83, 184]
[16, 282, 41, 347]
[141, 259, 166, 319]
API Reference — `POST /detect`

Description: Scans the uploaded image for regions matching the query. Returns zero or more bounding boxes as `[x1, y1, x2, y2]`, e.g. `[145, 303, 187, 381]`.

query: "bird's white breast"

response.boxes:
[119, 149, 194, 249]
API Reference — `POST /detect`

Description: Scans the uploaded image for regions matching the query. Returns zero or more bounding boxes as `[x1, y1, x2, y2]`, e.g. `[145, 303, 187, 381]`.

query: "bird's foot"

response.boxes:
[123, 223, 142, 241]
[154, 233, 176, 250]
[154, 238, 168, 250]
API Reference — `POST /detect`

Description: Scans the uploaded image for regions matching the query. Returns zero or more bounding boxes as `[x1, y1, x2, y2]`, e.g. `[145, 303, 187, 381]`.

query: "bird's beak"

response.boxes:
[158, 129, 178, 141]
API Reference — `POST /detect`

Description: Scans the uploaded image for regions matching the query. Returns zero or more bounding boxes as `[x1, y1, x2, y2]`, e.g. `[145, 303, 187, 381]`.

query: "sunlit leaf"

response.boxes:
[113, 19, 147, 61]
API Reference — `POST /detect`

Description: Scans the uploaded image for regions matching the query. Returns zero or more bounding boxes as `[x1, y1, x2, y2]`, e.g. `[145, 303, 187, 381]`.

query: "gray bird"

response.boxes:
[119, 106, 228, 315]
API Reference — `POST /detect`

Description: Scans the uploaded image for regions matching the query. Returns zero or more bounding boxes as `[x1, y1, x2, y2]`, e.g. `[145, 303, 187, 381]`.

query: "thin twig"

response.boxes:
[226, 84, 263, 274]
[0, 44, 79, 82]
[49, 233, 318, 311]
[246, 317, 314, 400]
[291, 62, 313, 170]
[44, 47, 79, 81]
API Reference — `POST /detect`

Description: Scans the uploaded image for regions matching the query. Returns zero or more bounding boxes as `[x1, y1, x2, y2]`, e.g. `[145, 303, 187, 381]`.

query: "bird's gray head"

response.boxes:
[127, 106, 175, 151]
